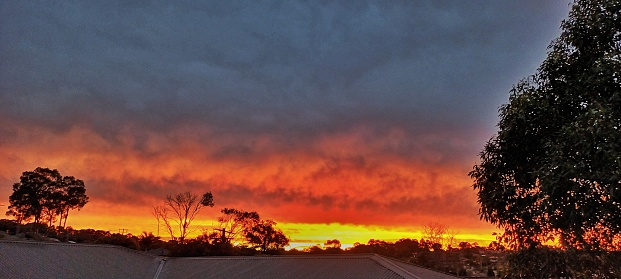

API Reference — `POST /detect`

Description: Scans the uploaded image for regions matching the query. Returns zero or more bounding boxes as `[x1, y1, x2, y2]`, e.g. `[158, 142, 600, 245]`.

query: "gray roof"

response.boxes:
[0, 241, 159, 279]
[0, 241, 461, 279]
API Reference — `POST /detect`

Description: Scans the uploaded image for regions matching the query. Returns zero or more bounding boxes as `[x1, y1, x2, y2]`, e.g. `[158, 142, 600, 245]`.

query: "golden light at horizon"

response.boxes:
[60, 206, 496, 249]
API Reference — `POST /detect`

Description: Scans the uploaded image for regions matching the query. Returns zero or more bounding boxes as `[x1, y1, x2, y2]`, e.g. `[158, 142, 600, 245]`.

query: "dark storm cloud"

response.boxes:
[0, 1, 570, 159]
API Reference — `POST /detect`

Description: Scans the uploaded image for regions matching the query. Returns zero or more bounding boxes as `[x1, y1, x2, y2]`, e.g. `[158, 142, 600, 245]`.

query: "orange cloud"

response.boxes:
[0, 120, 494, 246]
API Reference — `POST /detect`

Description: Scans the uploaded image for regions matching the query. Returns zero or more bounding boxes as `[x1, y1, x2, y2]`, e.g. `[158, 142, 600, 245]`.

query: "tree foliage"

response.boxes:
[501, 247, 621, 278]
[212, 208, 260, 244]
[211, 208, 288, 253]
[244, 219, 289, 252]
[471, 0, 621, 252]
[56, 176, 89, 228]
[324, 239, 342, 249]
[6, 167, 88, 227]
[137, 231, 164, 251]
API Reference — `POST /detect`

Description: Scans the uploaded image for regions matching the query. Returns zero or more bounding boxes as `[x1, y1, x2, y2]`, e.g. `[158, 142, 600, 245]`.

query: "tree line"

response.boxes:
[151, 191, 290, 253]
[4, 166, 616, 277]
[0, 216, 501, 277]
[2, 167, 495, 276]
[3, 167, 289, 255]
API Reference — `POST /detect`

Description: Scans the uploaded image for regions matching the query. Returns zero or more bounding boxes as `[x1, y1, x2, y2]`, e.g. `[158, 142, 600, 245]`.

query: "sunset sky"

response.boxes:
[1, 1, 571, 248]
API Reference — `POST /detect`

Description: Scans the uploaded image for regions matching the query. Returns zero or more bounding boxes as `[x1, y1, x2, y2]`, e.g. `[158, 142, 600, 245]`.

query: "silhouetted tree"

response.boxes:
[6, 168, 88, 228]
[471, 0, 621, 277]
[96, 233, 139, 250]
[245, 219, 289, 253]
[0, 219, 19, 234]
[363, 239, 397, 256]
[7, 168, 61, 224]
[304, 245, 324, 254]
[324, 239, 341, 249]
[471, 0, 621, 251]
[137, 232, 163, 251]
[212, 208, 260, 244]
[323, 239, 343, 253]
[422, 222, 448, 249]
[431, 242, 443, 252]
[65, 228, 111, 243]
[55, 176, 88, 228]
[394, 238, 422, 258]
[154, 191, 214, 243]
[152, 205, 167, 237]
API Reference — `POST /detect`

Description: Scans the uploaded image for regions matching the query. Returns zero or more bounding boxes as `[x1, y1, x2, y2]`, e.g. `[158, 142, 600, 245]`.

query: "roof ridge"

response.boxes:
[369, 254, 422, 279]
[152, 258, 167, 279]
[168, 253, 375, 260]
[371, 254, 463, 279]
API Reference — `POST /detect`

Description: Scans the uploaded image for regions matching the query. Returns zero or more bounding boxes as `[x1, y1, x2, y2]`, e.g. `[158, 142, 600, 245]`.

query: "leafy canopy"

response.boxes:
[470, 0, 621, 250]
[7, 167, 88, 227]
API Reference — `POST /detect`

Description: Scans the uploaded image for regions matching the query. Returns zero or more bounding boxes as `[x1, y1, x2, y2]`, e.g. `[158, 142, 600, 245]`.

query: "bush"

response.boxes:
[0, 219, 18, 234]
[95, 233, 139, 250]
[500, 247, 621, 279]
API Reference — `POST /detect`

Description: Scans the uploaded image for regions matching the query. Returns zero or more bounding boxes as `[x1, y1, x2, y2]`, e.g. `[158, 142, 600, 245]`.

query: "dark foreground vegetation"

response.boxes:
[0, 218, 495, 277]
[467, 0, 621, 278]
[4, 219, 619, 278]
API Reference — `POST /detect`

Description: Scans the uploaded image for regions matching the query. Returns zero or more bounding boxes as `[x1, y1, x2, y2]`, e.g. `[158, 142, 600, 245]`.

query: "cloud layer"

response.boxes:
[0, 1, 570, 236]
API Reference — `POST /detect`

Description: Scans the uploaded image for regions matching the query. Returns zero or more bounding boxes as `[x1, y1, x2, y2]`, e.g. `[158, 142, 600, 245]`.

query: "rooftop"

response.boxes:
[0, 241, 462, 279]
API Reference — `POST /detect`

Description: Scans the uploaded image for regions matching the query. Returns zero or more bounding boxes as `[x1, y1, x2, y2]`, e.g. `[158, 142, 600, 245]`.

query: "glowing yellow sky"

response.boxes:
[62, 206, 497, 249]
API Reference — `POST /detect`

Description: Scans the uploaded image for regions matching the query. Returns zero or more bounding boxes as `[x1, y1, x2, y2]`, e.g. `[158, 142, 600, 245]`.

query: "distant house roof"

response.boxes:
[0, 241, 462, 279]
